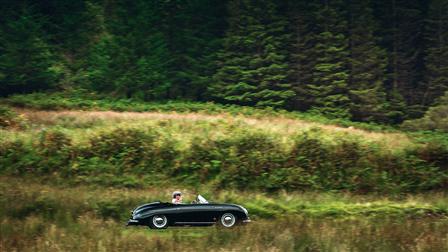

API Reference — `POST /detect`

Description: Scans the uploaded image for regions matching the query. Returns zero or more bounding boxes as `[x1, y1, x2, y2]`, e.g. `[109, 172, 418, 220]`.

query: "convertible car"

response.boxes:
[127, 195, 250, 229]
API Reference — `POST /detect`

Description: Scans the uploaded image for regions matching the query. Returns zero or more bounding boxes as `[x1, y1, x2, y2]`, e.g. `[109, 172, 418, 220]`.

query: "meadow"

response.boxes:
[1, 177, 448, 252]
[1, 94, 448, 251]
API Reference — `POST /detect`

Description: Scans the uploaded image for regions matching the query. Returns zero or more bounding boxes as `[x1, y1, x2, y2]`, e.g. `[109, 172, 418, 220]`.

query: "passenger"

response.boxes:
[172, 191, 182, 204]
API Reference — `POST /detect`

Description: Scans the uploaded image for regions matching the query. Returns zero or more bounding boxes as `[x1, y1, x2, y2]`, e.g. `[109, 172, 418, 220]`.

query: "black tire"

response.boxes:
[219, 213, 237, 228]
[148, 215, 168, 229]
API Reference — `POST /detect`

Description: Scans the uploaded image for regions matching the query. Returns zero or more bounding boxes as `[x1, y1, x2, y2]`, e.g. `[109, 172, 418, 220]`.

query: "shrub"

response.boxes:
[0, 140, 37, 174]
[0, 105, 25, 128]
[401, 92, 448, 132]
[88, 128, 155, 170]
[36, 130, 72, 173]
[87, 128, 178, 173]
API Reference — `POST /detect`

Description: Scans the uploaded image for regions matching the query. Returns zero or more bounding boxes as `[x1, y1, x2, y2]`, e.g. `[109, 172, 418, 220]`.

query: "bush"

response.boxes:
[0, 140, 37, 174]
[0, 105, 23, 128]
[36, 130, 72, 173]
[87, 128, 178, 173]
[401, 92, 448, 132]
[1, 118, 446, 193]
[179, 131, 288, 190]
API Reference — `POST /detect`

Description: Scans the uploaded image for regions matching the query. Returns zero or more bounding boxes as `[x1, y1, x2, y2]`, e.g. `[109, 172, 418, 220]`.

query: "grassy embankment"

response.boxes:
[1, 91, 447, 216]
[1, 92, 448, 251]
[1, 96, 447, 192]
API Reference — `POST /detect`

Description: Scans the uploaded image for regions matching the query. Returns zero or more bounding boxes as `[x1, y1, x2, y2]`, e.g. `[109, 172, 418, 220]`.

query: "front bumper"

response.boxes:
[126, 219, 140, 226]
[242, 218, 251, 224]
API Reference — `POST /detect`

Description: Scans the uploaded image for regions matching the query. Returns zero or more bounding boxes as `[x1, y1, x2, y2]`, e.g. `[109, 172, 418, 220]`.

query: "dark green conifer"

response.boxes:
[348, 0, 388, 122]
[421, 0, 448, 107]
[211, 0, 294, 108]
[305, 0, 350, 118]
[0, 9, 60, 96]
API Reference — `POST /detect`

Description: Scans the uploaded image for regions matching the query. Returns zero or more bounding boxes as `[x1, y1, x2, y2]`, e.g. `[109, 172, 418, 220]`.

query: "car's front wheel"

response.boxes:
[219, 213, 237, 228]
[149, 215, 168, 229]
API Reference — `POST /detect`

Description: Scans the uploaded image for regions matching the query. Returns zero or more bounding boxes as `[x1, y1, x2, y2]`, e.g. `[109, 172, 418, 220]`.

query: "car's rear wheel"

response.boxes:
[149, 215, 168, 229]
[219, 213, 237, 228]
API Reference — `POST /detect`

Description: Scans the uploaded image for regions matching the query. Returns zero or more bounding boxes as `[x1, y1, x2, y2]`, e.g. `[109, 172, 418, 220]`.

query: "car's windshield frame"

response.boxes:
[197, 195, 208, 204]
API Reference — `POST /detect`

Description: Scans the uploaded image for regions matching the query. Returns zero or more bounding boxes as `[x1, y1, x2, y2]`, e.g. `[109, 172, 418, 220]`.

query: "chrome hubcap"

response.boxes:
[221, 213, 236, 227]
[152, 215, 167, 228]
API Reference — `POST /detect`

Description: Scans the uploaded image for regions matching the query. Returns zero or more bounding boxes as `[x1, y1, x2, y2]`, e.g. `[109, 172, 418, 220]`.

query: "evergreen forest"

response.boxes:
[1, 0, 448, 125]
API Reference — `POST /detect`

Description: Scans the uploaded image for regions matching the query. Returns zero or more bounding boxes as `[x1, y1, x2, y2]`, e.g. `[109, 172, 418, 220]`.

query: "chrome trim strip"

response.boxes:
[128, 219, 139, 223]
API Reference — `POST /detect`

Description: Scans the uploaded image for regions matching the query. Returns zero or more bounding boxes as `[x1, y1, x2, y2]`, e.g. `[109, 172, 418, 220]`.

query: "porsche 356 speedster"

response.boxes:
[127, 195, 250, 229]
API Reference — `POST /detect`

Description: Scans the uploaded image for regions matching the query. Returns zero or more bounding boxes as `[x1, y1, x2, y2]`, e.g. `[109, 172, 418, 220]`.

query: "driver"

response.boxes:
[172, 191, 182, 204]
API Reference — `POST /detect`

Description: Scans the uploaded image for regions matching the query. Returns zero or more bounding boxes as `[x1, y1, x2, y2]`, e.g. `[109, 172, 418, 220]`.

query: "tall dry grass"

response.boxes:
[15, 109, 412, 149]
[2, 213, 448, 252]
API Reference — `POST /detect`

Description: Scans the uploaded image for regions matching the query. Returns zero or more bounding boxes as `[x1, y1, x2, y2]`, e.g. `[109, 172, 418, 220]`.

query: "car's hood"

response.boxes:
[132, 202, 162, 215]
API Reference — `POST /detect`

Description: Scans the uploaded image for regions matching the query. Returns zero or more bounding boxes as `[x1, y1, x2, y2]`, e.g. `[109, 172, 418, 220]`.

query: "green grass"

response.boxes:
[1, 177, 448, 251]
[2, 214, 447, 252]
[1, 177, 447, 220]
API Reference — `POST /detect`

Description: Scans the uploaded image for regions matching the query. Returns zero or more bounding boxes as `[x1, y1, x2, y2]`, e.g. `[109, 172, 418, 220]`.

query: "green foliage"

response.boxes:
[0, 105, 22, 128]
[162, 0, 226, 100]
[81, 1, 171, 100]
[1, 0, 447, 124]
[210, 0, 294, 108]
[347, 0, 389, 123]
[402, 92, 448, 132]
[304, 1, 350, 119]
[0, 8, 61, 95]
[1, 120, 446, 193]
[1, 0, 447, 195]
[85, 128, 178, 173]
[420, 0, 448, 107]
[0, 140, 34, 174]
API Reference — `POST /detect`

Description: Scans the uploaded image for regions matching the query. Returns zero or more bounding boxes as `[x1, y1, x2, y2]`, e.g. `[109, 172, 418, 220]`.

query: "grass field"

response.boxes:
[1, 177, 448, 252]
[1, 95, 448, 251]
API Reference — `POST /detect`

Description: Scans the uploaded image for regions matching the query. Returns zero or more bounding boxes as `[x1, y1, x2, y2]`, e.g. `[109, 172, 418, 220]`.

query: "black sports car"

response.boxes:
[127, 195, 250, 229]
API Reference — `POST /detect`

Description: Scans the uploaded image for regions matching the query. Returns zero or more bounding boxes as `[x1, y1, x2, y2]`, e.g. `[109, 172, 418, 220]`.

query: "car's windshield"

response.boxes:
[197, 195, 208, 204]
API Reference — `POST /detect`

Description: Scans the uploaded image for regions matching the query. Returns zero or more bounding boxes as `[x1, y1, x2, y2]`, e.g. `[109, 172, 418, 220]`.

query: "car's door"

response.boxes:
[172, 204, 215, 223]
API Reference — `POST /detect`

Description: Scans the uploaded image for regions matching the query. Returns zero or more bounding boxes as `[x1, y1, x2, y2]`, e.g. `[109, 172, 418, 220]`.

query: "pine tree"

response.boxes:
[374, 0, 425, 122]
[305, 0, 350, 118]
[348, 0, 388, 122]
[162, 0, 226, 100]
[83, 0, 170, 100]
[421, 0, 448, 107]
[0, 8, 60, 96]
[287, 0, 315, 111]
[83, 33, 119, 93]
[211, 0, 294, 108]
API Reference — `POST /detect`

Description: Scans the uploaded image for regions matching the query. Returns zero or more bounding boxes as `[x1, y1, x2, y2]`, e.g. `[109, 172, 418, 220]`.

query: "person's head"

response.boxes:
[172, 191, 182, 201]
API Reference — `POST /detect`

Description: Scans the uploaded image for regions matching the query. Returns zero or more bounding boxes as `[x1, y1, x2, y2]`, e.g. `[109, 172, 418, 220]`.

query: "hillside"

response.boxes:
[2, 100, 448, 251]
[1, 99, 447, 193]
